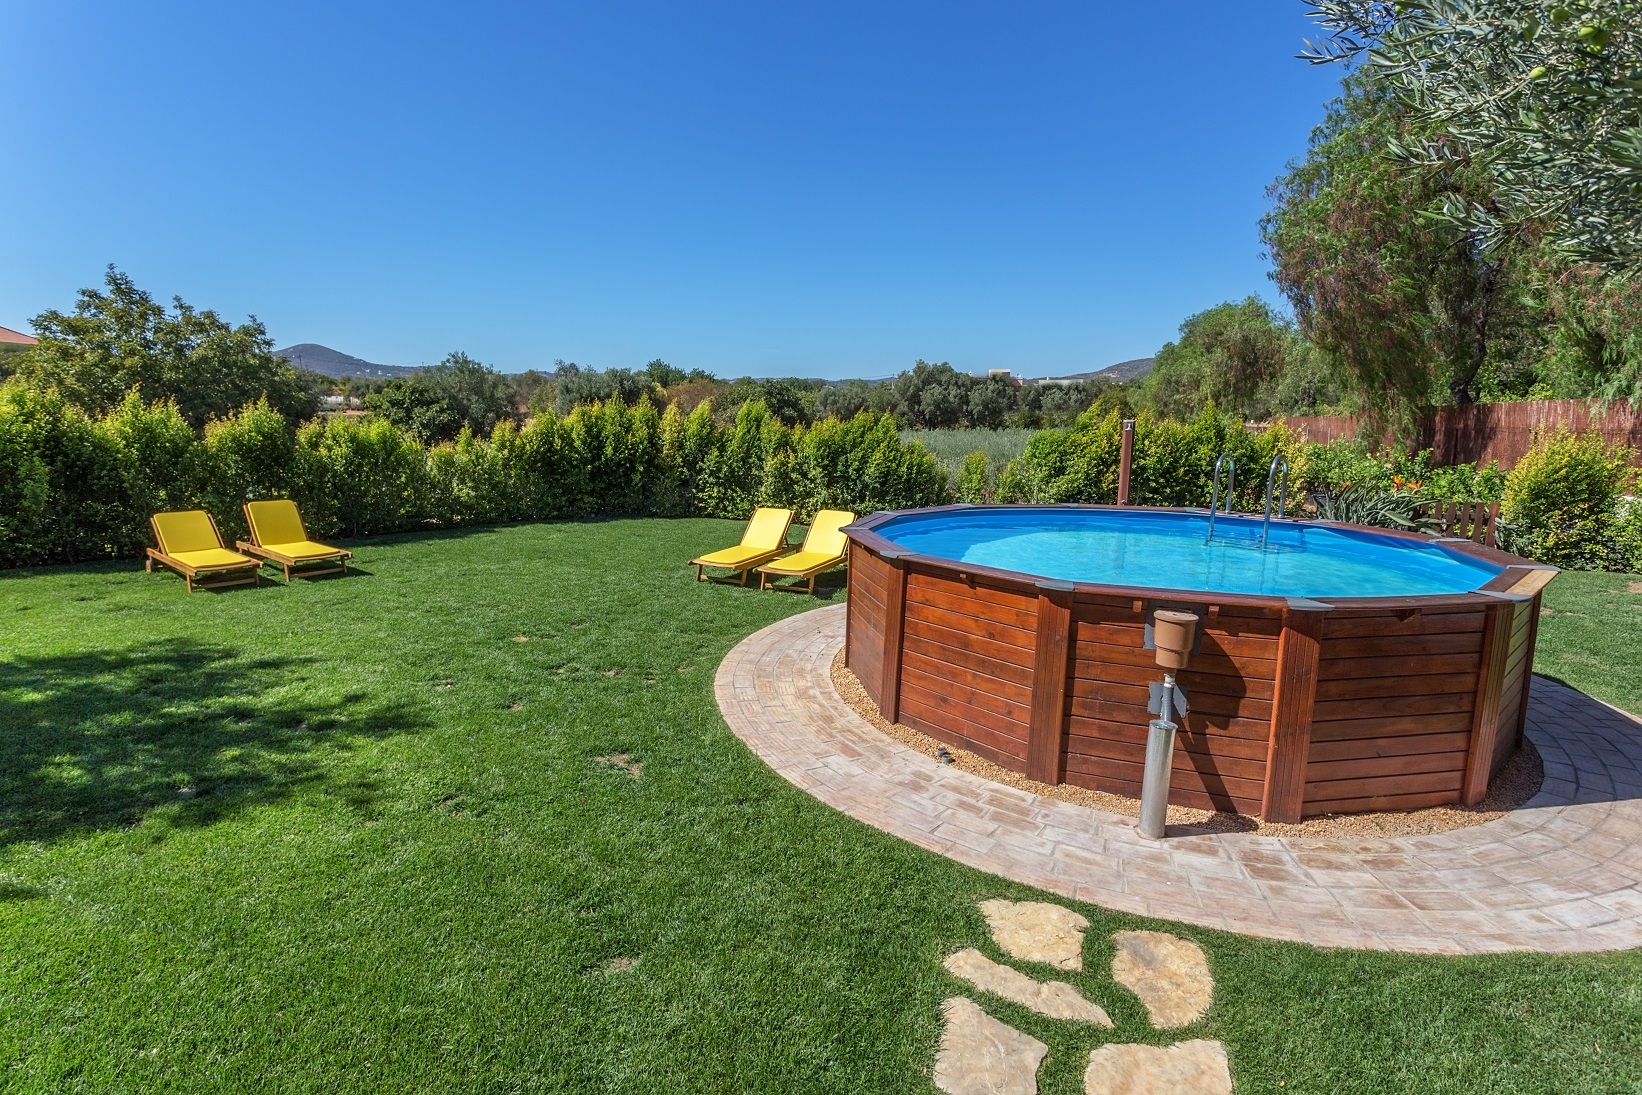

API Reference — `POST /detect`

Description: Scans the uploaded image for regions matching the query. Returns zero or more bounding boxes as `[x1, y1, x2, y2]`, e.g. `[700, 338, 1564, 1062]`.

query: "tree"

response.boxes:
[419, 352, 517, 437]
[815, 379, 894, 420]
[552, 366, 660, 415]
[1303, 0, 1642, 269]
[891, 361, 973, 429]
[1263, 75, 1540, 421]
[364, 351, 518, 444]
[18, 266, 320, 427]
[1141, 298, 1296, 421]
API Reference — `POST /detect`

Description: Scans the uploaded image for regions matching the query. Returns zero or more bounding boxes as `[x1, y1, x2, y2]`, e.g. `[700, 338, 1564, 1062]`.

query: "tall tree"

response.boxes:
[1263, 75, 1538, 421]
[19, 267, 320, 427]
[1142, 297, 1300, 420]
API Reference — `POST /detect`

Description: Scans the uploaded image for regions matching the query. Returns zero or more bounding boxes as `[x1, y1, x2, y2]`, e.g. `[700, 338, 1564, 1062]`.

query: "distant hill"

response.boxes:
[274, 343, 421, 380]
[1091, 357, 1155, 382]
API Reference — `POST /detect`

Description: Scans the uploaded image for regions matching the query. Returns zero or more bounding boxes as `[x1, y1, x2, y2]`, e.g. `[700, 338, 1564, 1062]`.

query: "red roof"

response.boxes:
[0, 325, 37, 346]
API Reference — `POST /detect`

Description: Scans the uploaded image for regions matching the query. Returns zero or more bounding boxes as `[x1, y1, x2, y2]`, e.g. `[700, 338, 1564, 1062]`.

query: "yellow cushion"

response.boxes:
[693, 545, 771, 569]
[172, 548, 256, 570]
[262, 540, 346, 561]
[152, 510, 224, 555]
[799, 510, 855, 557]
[741, 507, 793, 551]
[759, 550, 840, 576]
[246, 499, 307, 547]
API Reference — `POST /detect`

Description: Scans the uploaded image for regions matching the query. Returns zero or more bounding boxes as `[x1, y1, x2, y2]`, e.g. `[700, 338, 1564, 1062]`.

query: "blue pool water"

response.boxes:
[873, 509, 1503, 599]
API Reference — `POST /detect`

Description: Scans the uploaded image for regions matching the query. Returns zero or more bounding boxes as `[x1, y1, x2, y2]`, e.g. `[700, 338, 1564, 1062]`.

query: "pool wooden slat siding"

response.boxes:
[845, 546, 889, 708]
[1302, 604, 1488, 816]
[1058, 595, 1282, 816]
[894, 565, 1037, 764]
[841, 505, 1555, 821]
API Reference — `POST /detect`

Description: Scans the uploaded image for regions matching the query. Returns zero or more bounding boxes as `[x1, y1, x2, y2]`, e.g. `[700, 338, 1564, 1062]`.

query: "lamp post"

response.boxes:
[1138, 609, 1198, 840]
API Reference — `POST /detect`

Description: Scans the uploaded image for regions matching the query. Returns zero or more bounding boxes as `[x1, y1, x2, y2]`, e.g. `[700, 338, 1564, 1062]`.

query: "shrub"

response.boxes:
[1501, 429, 1636, 569]
[201, 399, 299, 540]
[103, 392, 204, 524]
[957, 450, 990, 503]
[295, 415, 430, 538]
[0, 380, 129, 564]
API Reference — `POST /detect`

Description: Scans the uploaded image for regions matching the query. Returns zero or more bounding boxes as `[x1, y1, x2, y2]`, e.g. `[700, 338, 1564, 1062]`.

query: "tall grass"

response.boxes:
[901, 428, 1036, 488]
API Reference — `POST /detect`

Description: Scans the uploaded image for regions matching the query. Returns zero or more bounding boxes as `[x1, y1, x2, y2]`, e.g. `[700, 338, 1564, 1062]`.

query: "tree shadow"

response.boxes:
[0, 640, 425, 848]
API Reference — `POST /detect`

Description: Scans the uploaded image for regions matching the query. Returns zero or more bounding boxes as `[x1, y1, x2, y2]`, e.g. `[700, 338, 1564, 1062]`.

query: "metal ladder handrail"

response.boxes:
[1205, 453, 1236, 543]
[1259, 453, 1289, 548]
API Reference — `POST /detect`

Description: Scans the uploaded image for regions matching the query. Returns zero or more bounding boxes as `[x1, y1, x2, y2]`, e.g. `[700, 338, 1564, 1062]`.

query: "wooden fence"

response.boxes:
[1271, 400, 1642, 469]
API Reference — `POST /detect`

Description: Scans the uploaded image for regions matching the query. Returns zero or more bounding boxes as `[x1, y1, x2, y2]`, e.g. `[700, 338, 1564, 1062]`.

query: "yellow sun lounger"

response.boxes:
[237, 499, 352, 582]
[755, 509, 856, 594]
[146, 510, 262, 593]
[690, 507, 794, 584]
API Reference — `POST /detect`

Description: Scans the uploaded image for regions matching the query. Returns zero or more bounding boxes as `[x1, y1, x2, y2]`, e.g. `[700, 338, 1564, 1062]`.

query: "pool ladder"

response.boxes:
[1206, 452, 1289, 548]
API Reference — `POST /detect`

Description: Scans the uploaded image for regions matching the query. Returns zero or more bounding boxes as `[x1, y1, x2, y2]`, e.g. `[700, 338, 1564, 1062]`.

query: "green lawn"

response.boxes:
[1, 521, 1639, 1094]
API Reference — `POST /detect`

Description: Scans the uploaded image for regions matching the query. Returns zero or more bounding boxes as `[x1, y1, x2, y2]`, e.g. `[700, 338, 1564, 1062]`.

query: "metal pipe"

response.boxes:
[1260, 453, 1289, 549]
[1206, 454, 1235, 543]
[1138, 671, 1177, 840]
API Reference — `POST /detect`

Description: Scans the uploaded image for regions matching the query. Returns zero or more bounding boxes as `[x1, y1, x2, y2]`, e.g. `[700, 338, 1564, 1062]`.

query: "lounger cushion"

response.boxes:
[741, 507, 792, 551]
[693, 545, 772, 569]
[153, 510, 224, 555]
[246, 499, 307, 546]
[172, 548, 258, 570]
[759, 550, 839, 576]
[802, 510, 854, 557]
[262, 540, 348, 561]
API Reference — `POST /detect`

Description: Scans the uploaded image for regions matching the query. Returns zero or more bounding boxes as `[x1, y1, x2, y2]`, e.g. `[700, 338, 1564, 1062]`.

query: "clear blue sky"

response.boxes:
[0, 2, 1343, 379]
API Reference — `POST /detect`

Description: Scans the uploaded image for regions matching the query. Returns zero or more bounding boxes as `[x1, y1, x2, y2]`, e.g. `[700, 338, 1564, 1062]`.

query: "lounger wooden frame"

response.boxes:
[692, 548, 788, 585]
[145, 513, 262, 593]
[236, 503, 352, 583]
[756, 544, 850, 595]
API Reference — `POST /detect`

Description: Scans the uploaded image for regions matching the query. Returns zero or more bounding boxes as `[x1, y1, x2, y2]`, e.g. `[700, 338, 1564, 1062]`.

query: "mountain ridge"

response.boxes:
[274, 343, 421, 380]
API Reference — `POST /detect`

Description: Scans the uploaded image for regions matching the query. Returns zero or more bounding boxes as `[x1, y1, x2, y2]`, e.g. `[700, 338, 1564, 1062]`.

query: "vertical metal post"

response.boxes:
[1138, 671, 1176, 840]
[1117, 419, 1135, 505]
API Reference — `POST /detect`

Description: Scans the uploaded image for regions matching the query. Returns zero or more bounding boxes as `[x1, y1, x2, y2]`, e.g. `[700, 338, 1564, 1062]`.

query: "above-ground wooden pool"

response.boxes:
[842, 505, 1558, 822]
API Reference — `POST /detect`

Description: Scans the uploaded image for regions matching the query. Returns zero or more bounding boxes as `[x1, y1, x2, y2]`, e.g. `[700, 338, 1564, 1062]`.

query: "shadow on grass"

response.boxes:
[0, 640, 425, 848]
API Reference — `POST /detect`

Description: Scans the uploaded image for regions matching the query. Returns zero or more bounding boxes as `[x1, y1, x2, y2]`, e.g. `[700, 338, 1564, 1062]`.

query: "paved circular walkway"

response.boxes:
[716, 604, 1642, 954]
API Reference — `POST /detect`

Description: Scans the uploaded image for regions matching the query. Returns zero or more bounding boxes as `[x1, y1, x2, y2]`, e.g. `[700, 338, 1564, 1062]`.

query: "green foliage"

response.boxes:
[1315, 482, 1432, 532]
[201, 400, 298, 541]
[0, 378, 951, 565]
[1305, 0, 1642, 270]
[1501, 428, 1638, 568]
[16, 267, 319, 427]
[957, 450, 990, 503]
[293, 416, 431, 539]
[551, 364, 662, 416]
[1264, 74, 1545, 425]
[362, 351, 518, 445]
[1297, 439, 1507, 503]
[996, 409, 1307, 512]
[1142, 298, 1326, 420]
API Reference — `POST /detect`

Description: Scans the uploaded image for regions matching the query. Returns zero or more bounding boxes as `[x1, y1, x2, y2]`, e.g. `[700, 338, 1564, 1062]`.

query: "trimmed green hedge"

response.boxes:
[0, 381, 949, 568]
[4, 377, 1636, 573]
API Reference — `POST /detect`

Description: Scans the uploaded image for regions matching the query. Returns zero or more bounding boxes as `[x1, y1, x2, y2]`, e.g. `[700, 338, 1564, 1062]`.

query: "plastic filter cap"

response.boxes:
[1152, 609, 1199, 670]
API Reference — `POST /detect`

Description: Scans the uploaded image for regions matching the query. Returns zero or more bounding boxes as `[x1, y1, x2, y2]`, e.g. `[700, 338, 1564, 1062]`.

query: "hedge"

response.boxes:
[0, 380, 949, 568]
[4, 378, 1636, 573]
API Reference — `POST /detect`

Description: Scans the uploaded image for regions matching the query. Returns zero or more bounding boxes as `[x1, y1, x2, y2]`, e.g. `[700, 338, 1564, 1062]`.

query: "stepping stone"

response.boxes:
[943, 948, 1113, 1027]
[934, 997, 1047, 1095]
[1083, 1040, 1232, 1095]
[1110, 931, 1213, 1029]
[978, 899, 1089, 971]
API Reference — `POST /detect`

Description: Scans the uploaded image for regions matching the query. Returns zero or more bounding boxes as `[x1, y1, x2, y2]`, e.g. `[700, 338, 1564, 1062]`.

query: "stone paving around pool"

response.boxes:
[715, 604, 1642, 955]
